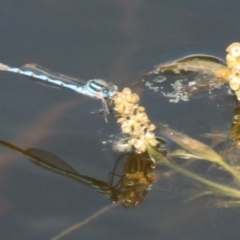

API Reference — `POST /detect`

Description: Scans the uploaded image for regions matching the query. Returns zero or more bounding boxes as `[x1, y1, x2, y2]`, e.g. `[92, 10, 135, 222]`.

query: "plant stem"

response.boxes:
[147, 144, 240, 199]
[217, 159, 240, 182]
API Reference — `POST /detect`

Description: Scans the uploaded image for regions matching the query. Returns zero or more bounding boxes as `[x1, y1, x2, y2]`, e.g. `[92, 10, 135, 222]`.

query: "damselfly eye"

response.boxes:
[103, 89, 108, 93]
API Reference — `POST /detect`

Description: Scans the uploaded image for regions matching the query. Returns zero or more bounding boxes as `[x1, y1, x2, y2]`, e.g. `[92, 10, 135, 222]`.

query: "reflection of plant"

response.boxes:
[111, 152, 155, 208]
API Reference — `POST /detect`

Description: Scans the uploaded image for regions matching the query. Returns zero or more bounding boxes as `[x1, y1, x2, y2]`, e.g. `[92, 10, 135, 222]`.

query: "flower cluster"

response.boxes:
[112, 87, 158, 153]
[226, 42, 240, 100]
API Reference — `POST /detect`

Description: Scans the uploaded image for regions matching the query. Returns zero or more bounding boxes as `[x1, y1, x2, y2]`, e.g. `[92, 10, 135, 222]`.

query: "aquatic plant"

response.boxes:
[111, 43, 240, 207]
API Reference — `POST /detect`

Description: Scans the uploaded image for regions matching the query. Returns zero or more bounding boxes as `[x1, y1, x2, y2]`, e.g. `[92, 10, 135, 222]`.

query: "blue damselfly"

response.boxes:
[0, 62, 118, 120]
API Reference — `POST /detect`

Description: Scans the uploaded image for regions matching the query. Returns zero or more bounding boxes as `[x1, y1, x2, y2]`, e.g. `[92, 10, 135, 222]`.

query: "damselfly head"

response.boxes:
[102, 83, 118, 99]
[88, 79, 118, 99]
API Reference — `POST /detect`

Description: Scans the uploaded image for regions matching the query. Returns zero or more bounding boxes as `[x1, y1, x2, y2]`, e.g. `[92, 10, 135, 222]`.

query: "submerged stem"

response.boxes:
[147, 144, 240, 199]
[217, 159, 240, 183]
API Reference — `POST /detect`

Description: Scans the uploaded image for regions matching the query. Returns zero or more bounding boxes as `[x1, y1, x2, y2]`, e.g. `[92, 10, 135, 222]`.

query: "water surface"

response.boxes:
[0, 1, 240, 240]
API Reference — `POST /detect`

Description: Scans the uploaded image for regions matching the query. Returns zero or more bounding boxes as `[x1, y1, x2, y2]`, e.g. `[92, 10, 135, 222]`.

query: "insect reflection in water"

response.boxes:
[0, 140, 155, 208]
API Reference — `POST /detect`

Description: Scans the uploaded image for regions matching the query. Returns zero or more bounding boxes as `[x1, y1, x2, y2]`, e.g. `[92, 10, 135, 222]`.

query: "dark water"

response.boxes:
[0, 1, 240, 240]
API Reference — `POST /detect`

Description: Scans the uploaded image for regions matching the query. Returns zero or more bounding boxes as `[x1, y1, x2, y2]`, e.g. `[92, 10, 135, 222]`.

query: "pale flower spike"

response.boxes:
[112, 87, 158, 153]
[226, 42, 240, 100]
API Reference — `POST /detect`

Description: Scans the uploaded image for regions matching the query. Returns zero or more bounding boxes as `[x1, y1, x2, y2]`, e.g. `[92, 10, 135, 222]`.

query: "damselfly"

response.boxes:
[0, 62, 118, 120]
